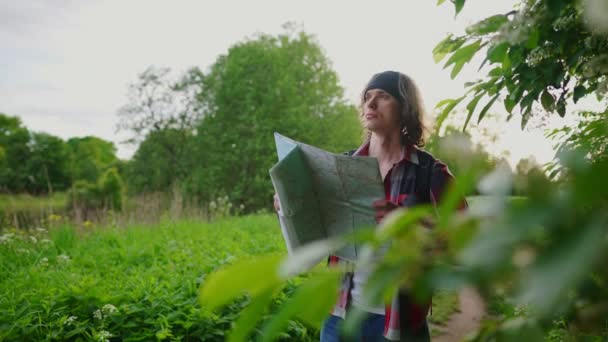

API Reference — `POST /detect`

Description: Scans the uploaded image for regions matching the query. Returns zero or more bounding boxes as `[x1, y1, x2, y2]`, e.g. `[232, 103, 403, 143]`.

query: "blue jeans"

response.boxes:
[320, 313, 386, 342]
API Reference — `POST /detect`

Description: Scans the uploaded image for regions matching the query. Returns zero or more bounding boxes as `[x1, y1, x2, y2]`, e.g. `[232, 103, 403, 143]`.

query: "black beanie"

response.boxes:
[364, 71, 403, 103]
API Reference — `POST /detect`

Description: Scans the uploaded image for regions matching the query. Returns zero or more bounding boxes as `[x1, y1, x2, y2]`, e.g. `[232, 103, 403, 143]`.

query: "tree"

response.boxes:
[66, 136, 119, 185]
[117, 66, 204, 144]
[24, 132, 70, 194]
[0, 114, 31, 192]
[186, 27, 362, 211]
[98, 167, 125, 210]
[125, 128, 193, 194]
[118, 66, 204, 192]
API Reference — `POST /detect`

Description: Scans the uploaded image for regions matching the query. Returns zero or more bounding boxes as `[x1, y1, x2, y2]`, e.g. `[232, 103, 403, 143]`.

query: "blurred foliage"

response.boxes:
[426, 124, 506, 195]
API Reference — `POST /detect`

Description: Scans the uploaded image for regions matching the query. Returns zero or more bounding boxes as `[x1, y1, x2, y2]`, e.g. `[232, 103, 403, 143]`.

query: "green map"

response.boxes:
[269, 133, 384, 261]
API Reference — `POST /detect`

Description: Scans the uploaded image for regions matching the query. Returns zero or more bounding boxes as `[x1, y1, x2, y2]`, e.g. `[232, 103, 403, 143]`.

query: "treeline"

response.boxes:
[0, 115, 119, 194]
[0, 114, 125, 210]
[1, 29, 363, 213]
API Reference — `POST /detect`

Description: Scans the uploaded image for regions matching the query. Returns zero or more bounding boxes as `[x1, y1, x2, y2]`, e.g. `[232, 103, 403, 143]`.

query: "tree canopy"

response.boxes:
[186, 29, 362, 211]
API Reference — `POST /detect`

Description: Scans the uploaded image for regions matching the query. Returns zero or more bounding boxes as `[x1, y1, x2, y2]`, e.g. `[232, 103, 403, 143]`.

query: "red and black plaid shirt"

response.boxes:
[328, 141, 466, 340]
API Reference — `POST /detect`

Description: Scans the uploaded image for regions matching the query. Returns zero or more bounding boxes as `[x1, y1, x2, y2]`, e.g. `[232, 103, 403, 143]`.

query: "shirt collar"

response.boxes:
[352, 141, 419, 165]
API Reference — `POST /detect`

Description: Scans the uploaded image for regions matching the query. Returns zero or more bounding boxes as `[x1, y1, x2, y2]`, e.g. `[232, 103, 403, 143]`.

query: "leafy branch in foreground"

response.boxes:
[435, 0, 608, 132]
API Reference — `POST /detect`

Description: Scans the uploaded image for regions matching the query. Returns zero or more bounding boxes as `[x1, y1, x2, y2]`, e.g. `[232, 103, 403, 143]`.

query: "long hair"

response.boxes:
[359, 72, 428, 147]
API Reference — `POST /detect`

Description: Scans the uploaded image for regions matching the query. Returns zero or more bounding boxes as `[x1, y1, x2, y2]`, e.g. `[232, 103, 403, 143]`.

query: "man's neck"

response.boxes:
[369, 132, 402, 164]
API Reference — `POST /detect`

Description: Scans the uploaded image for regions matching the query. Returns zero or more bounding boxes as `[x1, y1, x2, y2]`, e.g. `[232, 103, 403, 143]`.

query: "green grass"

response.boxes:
[0, 215, 315, 341]
[429, 290, 459, 326]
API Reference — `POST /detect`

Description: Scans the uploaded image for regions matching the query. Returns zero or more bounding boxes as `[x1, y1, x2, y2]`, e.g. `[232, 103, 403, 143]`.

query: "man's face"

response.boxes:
[362, 88, 401, 134]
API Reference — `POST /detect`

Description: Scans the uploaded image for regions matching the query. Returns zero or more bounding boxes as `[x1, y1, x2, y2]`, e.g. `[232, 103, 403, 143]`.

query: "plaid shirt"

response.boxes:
[328, 141, 464, 340]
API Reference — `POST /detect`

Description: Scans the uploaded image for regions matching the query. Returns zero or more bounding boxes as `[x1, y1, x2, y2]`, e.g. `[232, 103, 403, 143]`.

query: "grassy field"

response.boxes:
[0, 214, 459, 341]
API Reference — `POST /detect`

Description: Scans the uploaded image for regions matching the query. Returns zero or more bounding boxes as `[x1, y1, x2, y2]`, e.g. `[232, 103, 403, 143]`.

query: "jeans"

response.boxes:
[320, 313, 386, 342]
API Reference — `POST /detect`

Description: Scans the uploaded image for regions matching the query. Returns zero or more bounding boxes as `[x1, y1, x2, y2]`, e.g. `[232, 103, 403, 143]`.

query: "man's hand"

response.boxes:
[372, 199, 399, 223]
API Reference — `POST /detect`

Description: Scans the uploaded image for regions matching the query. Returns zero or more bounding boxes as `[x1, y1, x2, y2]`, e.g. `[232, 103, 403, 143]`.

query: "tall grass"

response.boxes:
[0, 190, 242, 230]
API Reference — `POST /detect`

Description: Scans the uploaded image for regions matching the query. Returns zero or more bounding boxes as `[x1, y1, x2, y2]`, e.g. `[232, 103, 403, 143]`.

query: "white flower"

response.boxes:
[97, 330, 113, 342]
[93, 309, 103, 320]
[39, 257, 49, 266]
[35, 227, 47, 233]
[102, 304, 118, 314]
[40, 239, 53, 245]
[64, 316, 77, 326]
[57, 254, 71, 262]
[29, 236, 38, 244]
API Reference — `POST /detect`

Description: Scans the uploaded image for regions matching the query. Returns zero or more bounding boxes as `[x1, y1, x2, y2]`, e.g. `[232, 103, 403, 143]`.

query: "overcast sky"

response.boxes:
[1, 0, 568, 166]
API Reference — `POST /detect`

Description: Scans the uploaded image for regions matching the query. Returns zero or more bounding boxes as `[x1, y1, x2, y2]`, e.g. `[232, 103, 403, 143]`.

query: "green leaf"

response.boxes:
[199, 255, 283, 311]
[540, 90, 555, 112]
[488, 67, 503, 77]
[509, 85, 524, 104]
[516, 222, 605, 317]
[454, 0, 466, 16]
[525, 29, 540, 49]
[504, 97, 516, 114]
[478, 94, 500, 124]
[464, 93, 484, 131]
[437, 0, 446, 5]
[432, 35, 467, 64]
[261, 271, 342, 342]
[451, 60, 467, 79]
[227, 288, 276, 342]
[521, 106, 532, 130]
[502, 52, 512, 71]
[466, 15, 508, 35]
[279, 237, 349, 277]
[488, 42, 509, 63]
[444, 40, 482, 68]
[573, 85, 587, 103]
[435, 96, 466, 133]
[435, 98, 455, 109]
[520, 91, 537, 110]
[376, 206, 433, 241]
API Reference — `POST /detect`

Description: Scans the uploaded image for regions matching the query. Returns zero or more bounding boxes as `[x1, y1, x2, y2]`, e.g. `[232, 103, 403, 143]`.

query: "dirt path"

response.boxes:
[431, 287, 486, 342]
